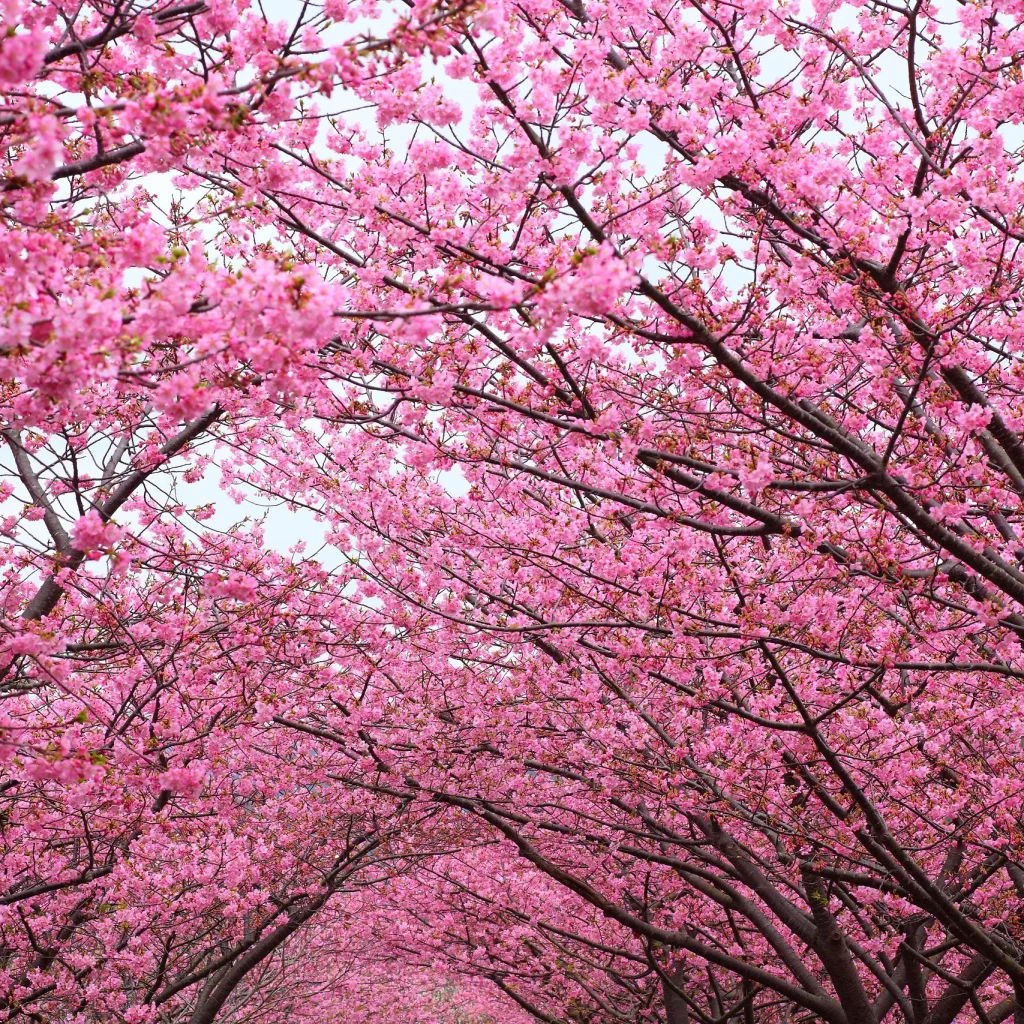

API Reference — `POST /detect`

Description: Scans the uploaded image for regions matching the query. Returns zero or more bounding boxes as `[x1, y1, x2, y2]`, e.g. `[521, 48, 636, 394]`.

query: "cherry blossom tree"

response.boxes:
[5, 0, 1024, 1021]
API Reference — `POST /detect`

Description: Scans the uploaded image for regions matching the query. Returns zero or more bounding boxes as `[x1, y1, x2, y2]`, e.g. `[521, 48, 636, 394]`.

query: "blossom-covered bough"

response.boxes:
[4, 0, 1024, 1021]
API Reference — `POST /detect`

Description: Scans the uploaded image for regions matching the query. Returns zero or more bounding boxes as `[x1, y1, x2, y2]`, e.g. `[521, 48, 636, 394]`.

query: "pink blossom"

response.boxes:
[71, 510, 125, 555]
